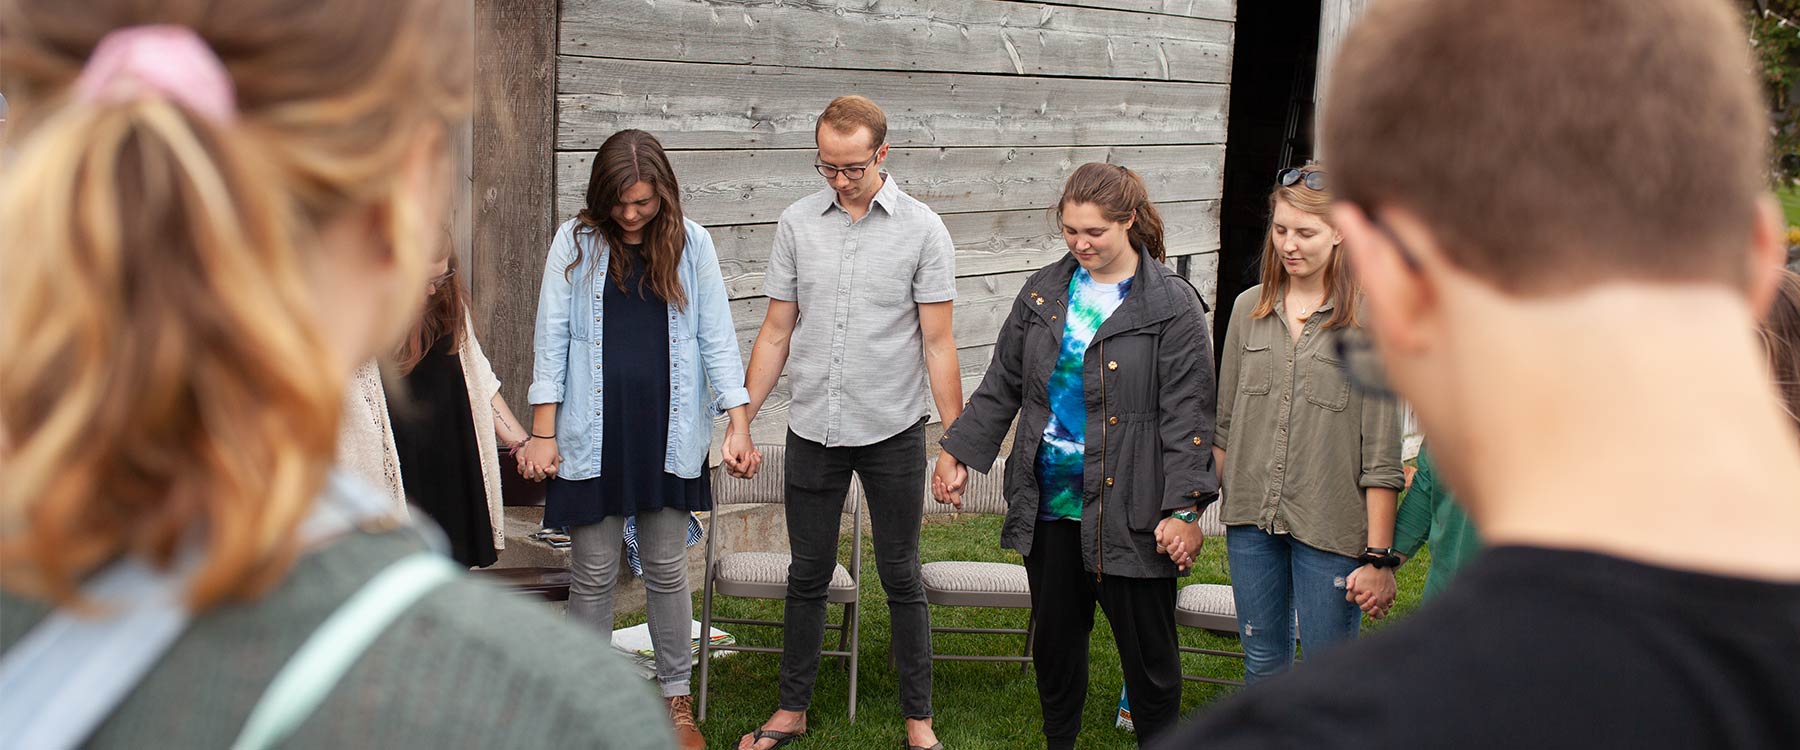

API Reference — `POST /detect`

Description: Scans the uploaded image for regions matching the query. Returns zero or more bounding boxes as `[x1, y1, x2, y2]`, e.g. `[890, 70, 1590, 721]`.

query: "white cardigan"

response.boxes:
[334, 312, 507, 552]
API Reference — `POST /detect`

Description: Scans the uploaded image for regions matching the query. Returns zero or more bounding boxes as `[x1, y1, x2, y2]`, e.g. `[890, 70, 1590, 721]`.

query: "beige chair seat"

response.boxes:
[922, 561, 1031, 608]
[1176, 582, 1238, 634]
[716, 551, 856, 603]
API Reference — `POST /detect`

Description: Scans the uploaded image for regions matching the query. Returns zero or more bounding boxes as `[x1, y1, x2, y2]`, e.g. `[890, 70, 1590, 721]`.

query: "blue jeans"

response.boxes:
[1225, 524, 1363, 684]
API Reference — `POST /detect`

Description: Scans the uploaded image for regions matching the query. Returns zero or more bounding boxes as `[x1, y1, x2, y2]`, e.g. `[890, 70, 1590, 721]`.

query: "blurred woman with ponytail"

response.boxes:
[935, 162, 1219, 748]
[1211, 165, 1405, 684]
[383, 247, 531, 569]
[0, 2, 668, 747]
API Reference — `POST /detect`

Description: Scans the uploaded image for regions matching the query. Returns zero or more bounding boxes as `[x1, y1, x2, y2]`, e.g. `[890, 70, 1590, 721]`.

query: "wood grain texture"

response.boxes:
[557, 57, 1227, 150]
[554, 144, 1225, 225]
[1031, 0, 1235, 22]
[1315, 0, 1371, 152]
[709, 200, 1220, 299]
[472, 0, 557, 409]
[560, 0, 1232, 83]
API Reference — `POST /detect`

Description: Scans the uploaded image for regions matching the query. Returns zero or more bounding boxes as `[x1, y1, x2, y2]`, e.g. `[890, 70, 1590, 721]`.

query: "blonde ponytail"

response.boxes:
[0, 0, 470, 610]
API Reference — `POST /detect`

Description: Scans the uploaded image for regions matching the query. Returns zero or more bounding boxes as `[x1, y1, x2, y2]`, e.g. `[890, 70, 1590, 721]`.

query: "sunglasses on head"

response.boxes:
[1277, 168, 1327, 191]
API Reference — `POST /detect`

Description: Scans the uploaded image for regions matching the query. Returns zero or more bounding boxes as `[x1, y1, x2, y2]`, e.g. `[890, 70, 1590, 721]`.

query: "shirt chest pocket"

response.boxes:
[1240, 335, 1274, 395]
[1303, 348, 1351, 411]
[860, 252, 916, 307]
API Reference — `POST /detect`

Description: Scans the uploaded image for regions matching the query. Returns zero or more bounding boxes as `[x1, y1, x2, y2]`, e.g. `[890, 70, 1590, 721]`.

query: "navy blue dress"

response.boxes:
[544, 244, 712, 529]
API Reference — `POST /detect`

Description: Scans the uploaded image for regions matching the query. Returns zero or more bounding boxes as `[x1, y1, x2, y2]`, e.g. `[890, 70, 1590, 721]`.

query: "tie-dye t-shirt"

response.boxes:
[1035, 268, 1132, 521]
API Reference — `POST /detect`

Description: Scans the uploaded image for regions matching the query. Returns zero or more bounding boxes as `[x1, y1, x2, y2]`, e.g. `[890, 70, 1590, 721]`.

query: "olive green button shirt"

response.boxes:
[1214, 285, 1405, 558]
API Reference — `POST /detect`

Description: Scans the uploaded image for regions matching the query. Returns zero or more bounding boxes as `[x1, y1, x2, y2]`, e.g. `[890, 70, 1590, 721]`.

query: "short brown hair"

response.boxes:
[817, 95, 887, 147]
[1762, 270, 1800, 433]
[1322, 0, 1769, 295]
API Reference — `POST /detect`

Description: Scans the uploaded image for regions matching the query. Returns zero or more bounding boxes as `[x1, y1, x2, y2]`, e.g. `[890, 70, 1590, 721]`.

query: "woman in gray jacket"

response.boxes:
[934, 163, 1219, 749]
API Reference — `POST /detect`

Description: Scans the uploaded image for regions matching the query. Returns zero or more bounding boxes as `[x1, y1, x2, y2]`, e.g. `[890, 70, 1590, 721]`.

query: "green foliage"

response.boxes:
[1748, 0, 1800, 183]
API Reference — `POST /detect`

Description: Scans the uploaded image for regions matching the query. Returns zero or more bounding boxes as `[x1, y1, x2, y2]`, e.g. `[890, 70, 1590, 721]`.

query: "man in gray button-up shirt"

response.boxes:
[740, 96, 962, 750]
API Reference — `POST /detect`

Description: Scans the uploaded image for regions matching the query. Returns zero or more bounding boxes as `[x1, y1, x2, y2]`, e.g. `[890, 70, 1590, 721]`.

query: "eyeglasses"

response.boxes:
[1277, 168, 1327, 191]
[1329, 210, 1423, 399]
[815, 152, 880, 180]
[426, 267, 456, 291]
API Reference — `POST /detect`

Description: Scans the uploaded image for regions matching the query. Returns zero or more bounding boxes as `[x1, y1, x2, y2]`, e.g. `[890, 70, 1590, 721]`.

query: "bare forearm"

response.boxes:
[1212, 446, 1226, 484]
[530, 403, 558, 438]
[724, 405, 751, 435]
[1365, 486, 1398, 548]
[744, 339, 789, 419]
[924, 345, 963, 428]
[492, 394, 528, 445]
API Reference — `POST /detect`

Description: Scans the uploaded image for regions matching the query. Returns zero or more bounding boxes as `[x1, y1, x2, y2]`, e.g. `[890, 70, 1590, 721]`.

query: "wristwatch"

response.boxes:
[1171, 509, 1200, 523]
[1358, 546, 1403, 569]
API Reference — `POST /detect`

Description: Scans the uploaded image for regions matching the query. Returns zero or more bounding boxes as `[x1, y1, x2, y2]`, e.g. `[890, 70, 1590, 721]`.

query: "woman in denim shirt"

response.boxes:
[518, 129, 758, 748]
[1212, 166, 1405, 684]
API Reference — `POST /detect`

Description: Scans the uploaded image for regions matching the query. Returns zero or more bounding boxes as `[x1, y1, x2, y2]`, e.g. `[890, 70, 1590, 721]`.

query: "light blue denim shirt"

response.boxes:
[528, 217, 750, 480]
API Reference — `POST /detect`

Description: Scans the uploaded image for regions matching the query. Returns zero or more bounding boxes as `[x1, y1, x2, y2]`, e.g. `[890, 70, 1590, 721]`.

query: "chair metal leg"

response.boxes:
[697, 562, 716, 722]
[846, 600, 860, 724]
[1020, 608, 1037, 673]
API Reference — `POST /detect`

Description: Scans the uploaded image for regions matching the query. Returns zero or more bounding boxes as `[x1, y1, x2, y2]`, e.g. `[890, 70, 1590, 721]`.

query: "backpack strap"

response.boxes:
[0, 471, 407, 749]
[230, 552, 458, 749]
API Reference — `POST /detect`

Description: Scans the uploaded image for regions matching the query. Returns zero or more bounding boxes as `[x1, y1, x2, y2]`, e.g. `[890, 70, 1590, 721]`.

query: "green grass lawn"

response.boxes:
[1781, 184, 1800, 228]
[632, 513, 1433, 749]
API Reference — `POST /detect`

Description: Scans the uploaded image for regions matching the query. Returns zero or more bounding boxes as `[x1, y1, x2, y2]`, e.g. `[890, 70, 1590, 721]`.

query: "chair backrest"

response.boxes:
[710, 444, 861, 514]
[922, 457, 1008, 517]
[1198, 499, 1226, 538]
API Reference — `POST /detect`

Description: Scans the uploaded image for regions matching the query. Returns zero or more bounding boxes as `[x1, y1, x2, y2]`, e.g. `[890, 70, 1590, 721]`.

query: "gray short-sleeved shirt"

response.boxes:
[764, 175, 956, 447]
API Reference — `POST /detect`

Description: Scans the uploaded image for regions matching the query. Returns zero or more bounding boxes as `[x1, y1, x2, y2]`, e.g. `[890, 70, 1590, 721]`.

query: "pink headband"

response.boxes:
[73, 25, 236, 123]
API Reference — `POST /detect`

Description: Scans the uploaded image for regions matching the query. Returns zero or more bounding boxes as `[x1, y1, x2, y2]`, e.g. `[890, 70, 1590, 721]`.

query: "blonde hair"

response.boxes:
[0, 0, 471, 609]
[1251, 165, 1358, 329]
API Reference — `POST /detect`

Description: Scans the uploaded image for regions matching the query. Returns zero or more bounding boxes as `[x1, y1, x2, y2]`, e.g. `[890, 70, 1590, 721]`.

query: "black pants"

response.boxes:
[1026, 520, 1180, 749]
[778, 421, 933, 718]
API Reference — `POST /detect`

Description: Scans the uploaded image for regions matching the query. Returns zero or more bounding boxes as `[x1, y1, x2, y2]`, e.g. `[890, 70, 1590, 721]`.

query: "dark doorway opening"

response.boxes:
[1213, 0, 1322, 364]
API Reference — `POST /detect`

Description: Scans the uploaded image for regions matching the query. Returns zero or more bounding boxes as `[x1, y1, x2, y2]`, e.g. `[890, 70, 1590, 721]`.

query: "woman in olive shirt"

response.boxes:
[1212, 166, 1405, 684]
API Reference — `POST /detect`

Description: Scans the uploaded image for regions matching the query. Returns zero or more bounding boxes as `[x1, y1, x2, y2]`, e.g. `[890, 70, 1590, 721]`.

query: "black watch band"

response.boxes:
[1357, 547, 1402, 569]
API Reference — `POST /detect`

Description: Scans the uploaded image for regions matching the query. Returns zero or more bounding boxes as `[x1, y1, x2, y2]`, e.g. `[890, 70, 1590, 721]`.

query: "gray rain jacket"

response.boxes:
[940, 250, 1220, 579]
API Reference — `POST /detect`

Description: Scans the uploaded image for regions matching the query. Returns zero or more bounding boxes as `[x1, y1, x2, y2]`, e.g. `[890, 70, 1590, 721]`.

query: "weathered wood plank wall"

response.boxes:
[486, 0, 1237, 443]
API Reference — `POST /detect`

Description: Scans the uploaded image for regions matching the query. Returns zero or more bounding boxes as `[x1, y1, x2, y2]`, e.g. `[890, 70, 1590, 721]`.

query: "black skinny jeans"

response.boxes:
[778, 421, 933, 719]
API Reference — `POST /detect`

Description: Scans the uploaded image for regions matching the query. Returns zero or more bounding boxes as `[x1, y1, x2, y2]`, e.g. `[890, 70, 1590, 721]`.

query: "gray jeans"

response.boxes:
[567, 507, 693, 698]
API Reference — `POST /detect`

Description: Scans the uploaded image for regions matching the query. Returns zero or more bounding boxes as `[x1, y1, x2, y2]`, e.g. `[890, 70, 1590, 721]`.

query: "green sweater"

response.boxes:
[0, 526, 673, 749]
[1394, 444, 1484, 600]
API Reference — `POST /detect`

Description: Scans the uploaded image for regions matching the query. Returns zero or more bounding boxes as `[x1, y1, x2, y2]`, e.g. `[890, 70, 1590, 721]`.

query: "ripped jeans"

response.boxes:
[1225, 524, 1363, 685]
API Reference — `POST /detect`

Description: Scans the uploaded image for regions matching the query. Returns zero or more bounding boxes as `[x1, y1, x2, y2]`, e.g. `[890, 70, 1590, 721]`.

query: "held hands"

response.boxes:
[931, 454, 968, 508]
[516, 437, 562, 482]
[1154, 514, 1204, 572]
[722, 432, 762, 479]
[1345, 563, 1398, 619]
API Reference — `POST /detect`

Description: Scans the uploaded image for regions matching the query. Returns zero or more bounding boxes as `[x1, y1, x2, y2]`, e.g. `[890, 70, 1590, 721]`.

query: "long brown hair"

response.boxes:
[0, 0, 471, 609]
[1251, 165, 1358, 329]
[1056, 162, 1166, 261]
[396, 250, 468, 375]
[573, 129, 688, 308]
[1762, 269, 1800, 434]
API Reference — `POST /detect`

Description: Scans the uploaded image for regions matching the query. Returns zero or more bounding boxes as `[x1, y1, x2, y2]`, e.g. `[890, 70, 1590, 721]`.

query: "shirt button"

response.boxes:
[1108, 416, 1118, 425]
[1107, 361, 1118, 371]
[1105, 477, 1115, 487]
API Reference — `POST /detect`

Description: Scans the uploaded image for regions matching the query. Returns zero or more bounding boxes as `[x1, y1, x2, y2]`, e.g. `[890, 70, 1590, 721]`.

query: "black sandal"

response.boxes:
[750, 728, 805, 749]
[905, 743, 945, 750]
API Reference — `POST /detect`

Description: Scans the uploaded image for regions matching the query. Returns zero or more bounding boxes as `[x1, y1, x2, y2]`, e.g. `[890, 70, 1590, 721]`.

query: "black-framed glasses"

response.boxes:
[1329, 210, 1423, 399]
[1277, 168, 1327, 191]
[815, 152, 880, 180]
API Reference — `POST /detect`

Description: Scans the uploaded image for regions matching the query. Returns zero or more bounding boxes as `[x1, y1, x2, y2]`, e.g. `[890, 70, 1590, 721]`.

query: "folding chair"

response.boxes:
[696, 444, 865, 722]
[1175, 501, 1244, 686]
[919, 457, 1034, 670]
